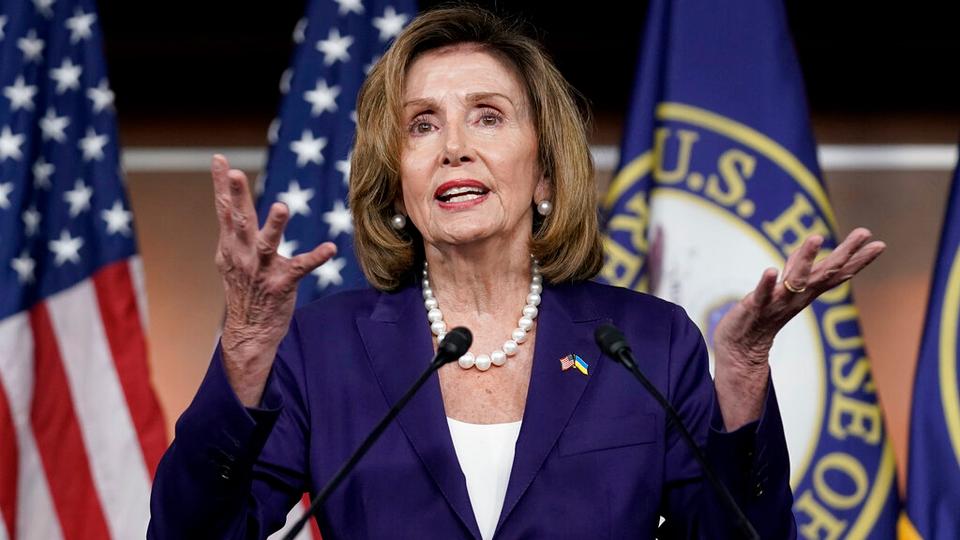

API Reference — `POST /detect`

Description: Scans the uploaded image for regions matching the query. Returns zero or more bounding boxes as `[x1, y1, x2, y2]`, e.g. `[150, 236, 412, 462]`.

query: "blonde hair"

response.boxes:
[350, 5, 602, 291]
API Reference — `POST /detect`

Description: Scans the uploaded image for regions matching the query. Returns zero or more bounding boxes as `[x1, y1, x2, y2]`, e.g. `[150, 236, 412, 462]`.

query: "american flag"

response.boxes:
[259, 0, 415, 537]
[0, 0, 166, 539]
[258, 0, 416, 306]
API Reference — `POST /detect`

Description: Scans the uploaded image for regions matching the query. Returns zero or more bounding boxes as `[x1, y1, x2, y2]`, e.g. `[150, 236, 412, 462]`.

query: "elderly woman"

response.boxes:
[149, 7, 884, 539]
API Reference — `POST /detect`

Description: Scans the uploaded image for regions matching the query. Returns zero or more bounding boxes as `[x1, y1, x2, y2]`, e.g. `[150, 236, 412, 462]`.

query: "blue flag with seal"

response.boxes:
[901, 159, 960, 539]
[258, 0, 416, 305]
[598, 0, 900, 537]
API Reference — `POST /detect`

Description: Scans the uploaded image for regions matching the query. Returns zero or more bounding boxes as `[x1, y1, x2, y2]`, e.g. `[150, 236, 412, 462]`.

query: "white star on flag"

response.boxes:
[267, 118, 281, 144]
[260, 0, 414, 302]
[22, 206, 41, 236]
[18, 30, 45, 62]
[0, 126, 25, 161]
[0, 181, 13, 209]
[4, 76, 37, 111]
[334, 0, 364, 16]
[313, 256, 346, 289]
[33, 157, 54, 189]
[49, 229, 84, 266]
[40, 108, 70, 142]
[373, 7, 409, 42]
[277, 180, 315, 217]
[87, 79, 115, 113]
[292, 18, 307, 44]
[316, 28, 354, 66]
[50, 58, 83, 94]
[336, 151, 352, 185]
[304, 79, 340, 115]
[66, 8, 97, 43]
[323, 200, 353, 238]
[79, 127, 108, 160]
[278, 235, 298, 258]
[363, 55, 380, 75]
[11, 251, 36, 284]
[279, 68, 293, 95]
[290, 130, 327, 166]
[32, 0, 55, 18]
[64, 179, 93, 217]
[101, 200, 132, 235]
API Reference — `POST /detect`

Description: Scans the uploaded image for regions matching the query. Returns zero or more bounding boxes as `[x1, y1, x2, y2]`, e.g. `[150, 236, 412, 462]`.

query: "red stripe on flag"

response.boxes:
[29, 304, 112, 540]
[300, 494, 323, 540]
[0, 381, 17, 539]
[91, 261, 167, 475]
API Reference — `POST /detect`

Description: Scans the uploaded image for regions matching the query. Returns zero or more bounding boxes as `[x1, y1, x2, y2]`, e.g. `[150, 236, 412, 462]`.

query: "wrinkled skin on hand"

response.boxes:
[711, 228, 886, 429]
[211, 154, 337, 406]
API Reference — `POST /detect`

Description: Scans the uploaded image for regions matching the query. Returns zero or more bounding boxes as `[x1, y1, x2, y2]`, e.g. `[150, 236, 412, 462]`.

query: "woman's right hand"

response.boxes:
[211, 155, 337, 407]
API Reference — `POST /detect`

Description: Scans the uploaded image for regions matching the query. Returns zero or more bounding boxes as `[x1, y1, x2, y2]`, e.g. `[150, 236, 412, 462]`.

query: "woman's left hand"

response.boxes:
[711, 228, 886, 430]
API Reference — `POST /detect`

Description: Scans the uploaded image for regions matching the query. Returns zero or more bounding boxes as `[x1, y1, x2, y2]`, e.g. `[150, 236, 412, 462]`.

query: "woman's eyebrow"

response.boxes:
[465, 92, 514, 105]
[404, 93, 514, 107]
[403, 97, 439, 109]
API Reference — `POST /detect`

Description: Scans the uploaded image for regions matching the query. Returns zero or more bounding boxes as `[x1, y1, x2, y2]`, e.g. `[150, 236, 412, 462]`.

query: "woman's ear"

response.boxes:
[534, 173, 553, 204]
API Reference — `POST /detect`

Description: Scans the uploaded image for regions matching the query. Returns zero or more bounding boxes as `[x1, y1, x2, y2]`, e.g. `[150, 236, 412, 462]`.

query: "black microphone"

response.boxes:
[594, 323, 760, 540]
[283, 327, 472, 540]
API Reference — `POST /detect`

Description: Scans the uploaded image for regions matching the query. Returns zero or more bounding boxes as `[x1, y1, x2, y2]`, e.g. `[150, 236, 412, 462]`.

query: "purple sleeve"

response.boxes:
[659, 305, 797, 539]
[147, 318, 310, 539]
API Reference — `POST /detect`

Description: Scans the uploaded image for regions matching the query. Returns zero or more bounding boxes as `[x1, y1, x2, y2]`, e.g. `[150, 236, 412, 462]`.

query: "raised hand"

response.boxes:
[711, 228, 886, 429]
[211, 155, 337, 406]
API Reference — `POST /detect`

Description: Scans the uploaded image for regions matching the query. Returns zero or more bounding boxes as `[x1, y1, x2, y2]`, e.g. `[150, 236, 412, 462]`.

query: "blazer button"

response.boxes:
[754, 482, 764, 497]
[220, 465, 233, 481]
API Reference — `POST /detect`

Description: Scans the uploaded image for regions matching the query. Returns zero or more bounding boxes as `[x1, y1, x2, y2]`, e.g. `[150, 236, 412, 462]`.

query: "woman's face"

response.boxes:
[399, 46, 548, 250]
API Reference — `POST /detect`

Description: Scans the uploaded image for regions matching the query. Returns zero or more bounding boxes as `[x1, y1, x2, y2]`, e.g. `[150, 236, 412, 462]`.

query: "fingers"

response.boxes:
[781, 234, 823, 292]
[836, 240, 886, 280]
[752, 267, 780, 308]
[289, 242, 338, 280]
[211, 155, 234, 232]
[832, 228, 873, 264]
[810, 228, 885, 288]
[258, 202, 290, 257]
[227, 168, 258, 245]
[211, 154, 259, 244]
[812, 227, 871, 280]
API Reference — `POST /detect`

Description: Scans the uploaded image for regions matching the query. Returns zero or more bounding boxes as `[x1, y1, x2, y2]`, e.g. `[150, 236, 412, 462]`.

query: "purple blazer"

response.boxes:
[149, 281, 796, 539]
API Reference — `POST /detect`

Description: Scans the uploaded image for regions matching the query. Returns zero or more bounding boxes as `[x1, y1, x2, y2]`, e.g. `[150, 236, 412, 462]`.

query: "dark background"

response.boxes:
[97, 1, 960, 136]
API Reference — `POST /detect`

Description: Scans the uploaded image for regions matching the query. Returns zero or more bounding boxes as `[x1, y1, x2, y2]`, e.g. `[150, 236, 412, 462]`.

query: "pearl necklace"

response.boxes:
[422, 257, 543, 371]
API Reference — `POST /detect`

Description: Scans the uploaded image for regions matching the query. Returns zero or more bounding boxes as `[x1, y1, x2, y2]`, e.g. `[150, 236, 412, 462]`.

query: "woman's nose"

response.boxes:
[441, 125, 474, 166]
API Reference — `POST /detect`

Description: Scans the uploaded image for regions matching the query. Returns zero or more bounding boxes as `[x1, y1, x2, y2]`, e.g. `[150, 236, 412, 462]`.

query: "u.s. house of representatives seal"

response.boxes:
[601, 103, 897, 539]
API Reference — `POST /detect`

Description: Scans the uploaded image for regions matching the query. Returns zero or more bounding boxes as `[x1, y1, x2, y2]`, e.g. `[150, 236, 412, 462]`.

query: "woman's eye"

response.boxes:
[479, 112, 502, 126]
[408, 117, 435, 134]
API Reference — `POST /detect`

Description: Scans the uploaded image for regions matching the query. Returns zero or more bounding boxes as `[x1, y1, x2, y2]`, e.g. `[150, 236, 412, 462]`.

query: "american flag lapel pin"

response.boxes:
[560, 354, 588, 375]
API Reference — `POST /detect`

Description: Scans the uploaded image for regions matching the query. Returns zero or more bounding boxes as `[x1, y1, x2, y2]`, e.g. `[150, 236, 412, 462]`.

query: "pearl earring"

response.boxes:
[536, 200, 553, 216]
[390, 214, 407, 229]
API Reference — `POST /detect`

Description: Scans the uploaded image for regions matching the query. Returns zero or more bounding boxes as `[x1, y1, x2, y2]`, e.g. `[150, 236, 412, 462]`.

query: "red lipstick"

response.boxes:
[434, 179, 490, 210]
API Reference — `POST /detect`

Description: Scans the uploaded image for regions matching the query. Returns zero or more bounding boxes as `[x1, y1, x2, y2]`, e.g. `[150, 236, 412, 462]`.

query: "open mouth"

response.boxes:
[434, 181, 490, 205]
[437, 186, 489, 203]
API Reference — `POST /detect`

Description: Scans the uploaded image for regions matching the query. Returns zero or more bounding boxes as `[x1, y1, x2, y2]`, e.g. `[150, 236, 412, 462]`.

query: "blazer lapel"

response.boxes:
[356, 286, 482, 540]
[495, 283, 604, 533]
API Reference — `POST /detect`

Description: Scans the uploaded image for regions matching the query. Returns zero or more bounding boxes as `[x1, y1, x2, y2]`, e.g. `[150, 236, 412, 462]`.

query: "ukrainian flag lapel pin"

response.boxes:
[560, 354, 588, 375]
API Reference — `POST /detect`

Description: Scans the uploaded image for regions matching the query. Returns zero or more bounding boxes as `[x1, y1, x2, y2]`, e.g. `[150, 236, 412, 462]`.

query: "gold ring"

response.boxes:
[783, 279, 806, 293]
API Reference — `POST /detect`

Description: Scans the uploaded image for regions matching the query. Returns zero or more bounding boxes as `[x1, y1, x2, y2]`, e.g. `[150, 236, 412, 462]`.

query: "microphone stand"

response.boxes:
[282, 329, 470, 540]
[596, 324, 760, 540]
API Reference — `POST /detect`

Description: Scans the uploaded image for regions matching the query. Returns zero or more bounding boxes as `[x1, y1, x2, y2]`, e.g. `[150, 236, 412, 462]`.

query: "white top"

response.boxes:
[446, 417, 523, 540]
